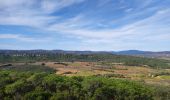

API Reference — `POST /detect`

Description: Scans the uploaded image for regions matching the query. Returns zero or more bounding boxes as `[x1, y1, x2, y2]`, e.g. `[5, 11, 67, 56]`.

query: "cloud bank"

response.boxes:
[0, 0, 170, 51]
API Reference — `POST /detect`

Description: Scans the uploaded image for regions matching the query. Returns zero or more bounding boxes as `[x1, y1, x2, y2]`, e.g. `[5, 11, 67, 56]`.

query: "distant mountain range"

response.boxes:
[0, 50, 109, 55]
[112, 50, 170, 58]
[0, 50, 170, 59]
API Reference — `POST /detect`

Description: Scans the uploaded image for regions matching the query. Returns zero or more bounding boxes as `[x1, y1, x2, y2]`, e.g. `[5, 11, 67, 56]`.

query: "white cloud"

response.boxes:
[0, 0, 169, 50]
[0, 0, 84, 27]
[47, 8, 170, 45]
[0, 34, 51, 42]
[125, 8, 133, 12]
[0, 34, 19, 39]
[0, 15, 58, 28]
[41, 0, 85, 13]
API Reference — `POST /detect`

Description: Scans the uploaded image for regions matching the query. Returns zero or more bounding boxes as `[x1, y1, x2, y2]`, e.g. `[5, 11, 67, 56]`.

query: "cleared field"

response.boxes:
[3, 61, 170, 86]
[45, 62, 170, 85]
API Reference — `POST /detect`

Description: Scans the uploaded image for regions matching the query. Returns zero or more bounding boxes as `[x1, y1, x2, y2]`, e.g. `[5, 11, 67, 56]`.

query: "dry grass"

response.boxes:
[9, 61, 170, 86]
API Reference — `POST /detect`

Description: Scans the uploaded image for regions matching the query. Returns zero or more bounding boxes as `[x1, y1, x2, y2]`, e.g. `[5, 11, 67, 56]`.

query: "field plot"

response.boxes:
[24, 61, 170, 86]
[46, 62, 113, 76]
[1, 61, 170, 86]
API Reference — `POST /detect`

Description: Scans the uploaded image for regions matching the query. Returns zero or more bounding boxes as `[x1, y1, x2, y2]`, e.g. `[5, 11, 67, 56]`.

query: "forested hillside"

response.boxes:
[1, 53, 170, 69]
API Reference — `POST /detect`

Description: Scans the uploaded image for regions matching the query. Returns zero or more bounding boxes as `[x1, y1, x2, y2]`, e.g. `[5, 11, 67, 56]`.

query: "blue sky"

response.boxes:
[0, 0, 170, 51]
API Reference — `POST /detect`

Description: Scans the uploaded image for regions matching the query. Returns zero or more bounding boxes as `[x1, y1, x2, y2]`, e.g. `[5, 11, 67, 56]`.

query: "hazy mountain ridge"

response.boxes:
[0, 50, 170, 58]
[0, 50, 110, 55]
[112, 50, 170, 57]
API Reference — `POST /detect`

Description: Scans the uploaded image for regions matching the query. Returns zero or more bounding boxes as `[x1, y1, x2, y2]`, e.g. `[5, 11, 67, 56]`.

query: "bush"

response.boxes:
[0, 70, 165, 100]
[41, 63, 45, 66]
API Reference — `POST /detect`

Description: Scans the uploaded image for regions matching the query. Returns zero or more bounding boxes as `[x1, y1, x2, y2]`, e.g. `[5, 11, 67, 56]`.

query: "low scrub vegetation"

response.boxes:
[0, 70, 154, 100]
[0, 53, 170, 69]
[0, 65, 56, 73]
[0, 70, 169, 100]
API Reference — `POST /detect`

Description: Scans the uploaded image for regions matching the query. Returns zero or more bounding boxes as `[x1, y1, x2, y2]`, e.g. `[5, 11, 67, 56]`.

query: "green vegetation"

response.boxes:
[0, 70, 169, 100]
[1, 53, 170, 69]
[0, 65, 56, 73]
[0, 53, 170, 99]
[153, 85, 170, 100]
[0, 70, 155, 100]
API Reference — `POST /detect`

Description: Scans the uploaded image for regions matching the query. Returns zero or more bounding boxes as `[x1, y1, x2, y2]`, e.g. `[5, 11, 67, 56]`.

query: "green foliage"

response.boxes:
[153, 85, 170, 100]
[24, 91, 51, 100]
[0, 70, 166, 100]
[1, 53, 170, 69]
[1, 65, 56, 73]
[82, 77, 154, 100]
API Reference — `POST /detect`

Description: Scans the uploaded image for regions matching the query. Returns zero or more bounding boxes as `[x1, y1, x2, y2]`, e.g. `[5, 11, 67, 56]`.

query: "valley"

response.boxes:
[0, 51, 170, 99]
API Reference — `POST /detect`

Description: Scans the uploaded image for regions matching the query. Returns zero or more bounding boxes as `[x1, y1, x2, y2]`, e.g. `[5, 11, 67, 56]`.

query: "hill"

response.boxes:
[0, 50, 170, 69]
[112, 50, 170, 60]
[1, 50, 170, 58]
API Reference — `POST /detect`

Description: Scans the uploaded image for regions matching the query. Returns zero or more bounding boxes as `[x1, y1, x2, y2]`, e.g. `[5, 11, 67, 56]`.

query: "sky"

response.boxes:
[0, 0, 170, 51]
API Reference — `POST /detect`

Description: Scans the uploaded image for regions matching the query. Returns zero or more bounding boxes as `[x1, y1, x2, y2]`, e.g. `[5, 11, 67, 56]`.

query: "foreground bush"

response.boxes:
[0, 70, 163, 100]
